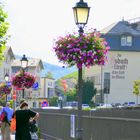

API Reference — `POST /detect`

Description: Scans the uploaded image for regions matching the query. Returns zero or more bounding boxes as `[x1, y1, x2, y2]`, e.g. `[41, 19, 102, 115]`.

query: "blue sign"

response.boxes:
[7, 82, 11, 87]
[32, 82, 39, 90]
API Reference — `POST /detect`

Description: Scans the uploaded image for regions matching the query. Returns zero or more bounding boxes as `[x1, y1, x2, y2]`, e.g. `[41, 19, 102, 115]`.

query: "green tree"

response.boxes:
[0, 5, 9, 64]
[66, 89, 77, 102]
[45, 71, 54, 79]
[48, 96, 58, 106]
[82, 80, 96, 106]
[133, 80, 140, 105]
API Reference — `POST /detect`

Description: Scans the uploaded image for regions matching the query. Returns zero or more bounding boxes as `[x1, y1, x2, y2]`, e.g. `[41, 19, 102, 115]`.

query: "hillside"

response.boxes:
[62, 71, 78, 80]
[15, 55, 77, 79]
[41, 62, 77, 79]
[56, 71, 78, 92]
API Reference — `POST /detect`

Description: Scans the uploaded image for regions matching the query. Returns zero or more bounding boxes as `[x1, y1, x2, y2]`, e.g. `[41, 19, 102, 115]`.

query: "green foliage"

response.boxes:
[66, 89, 77, 101]
[133, 80, 140, 95]
[56, 71, 78, 94]
[0, 99, 6, 106]
[37, 127, 41, 139]
[0, 5, 10, 64]
[45, 71, 54, 79]
[9, 100, 14, 108]
[83, 107, 91, 111]
[63, 71, 78, 80]
[82, 80, 96, 106]
[48, 96, 58, 106]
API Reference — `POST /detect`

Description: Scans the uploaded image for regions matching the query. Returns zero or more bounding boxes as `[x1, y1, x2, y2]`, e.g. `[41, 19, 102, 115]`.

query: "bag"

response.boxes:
[10, 117, 16, 132]
[30, 132, 38, 140]
[0, 108, 9, 124]
[0, 111, 5, 122]
[0, 120, 2, 127]
[29, 120, 38, 133]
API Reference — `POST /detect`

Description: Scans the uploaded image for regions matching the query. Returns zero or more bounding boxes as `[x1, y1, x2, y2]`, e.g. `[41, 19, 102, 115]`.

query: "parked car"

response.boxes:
[66, 101, 78, 107]
[63, 106, 75, 109]
[64, 101, 78, 109]
[82, 104, 90, 109]
[42, 106, 60, 109]
[96, 104, 113, 109]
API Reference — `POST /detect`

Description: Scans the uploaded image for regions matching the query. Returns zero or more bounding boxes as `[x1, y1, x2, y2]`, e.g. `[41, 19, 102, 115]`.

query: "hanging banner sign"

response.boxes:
[70, 114, 76, 138]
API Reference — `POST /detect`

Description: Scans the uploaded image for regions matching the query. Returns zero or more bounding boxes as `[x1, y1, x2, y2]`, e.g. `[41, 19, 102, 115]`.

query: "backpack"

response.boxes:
[0, 108, 9, 124]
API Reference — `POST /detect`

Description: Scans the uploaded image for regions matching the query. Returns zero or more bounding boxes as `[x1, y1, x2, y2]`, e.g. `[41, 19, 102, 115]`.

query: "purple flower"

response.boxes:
[12, 71, 35, 89]
[53, 30, 110, 68]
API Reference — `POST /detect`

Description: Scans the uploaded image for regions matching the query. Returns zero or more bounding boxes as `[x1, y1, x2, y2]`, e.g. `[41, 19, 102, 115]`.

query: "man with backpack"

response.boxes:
[0, 102, 14, 140]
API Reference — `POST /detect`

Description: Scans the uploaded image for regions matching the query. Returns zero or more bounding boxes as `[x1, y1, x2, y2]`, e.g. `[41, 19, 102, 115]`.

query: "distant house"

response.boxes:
[0, 46, 15, 82]
[40, 77, 55, 98]
[0, 46, 15, 101]
[84, 18, 140, 104]
[11, 58, 44, 106]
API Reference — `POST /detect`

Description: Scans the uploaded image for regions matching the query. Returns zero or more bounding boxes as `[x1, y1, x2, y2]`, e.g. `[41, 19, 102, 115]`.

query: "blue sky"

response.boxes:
[4, 0, 140, 66]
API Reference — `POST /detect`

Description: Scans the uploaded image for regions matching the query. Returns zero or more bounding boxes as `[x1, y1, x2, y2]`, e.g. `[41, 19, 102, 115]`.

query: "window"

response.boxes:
[87, 75, 100, 85]
[121, 35, 132, 46]
[104, 72, 110, 94]
[48, 81, 53, 86]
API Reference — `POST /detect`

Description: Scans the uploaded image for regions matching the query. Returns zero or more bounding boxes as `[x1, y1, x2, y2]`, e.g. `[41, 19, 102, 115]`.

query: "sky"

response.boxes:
[3, 0, 140, 66]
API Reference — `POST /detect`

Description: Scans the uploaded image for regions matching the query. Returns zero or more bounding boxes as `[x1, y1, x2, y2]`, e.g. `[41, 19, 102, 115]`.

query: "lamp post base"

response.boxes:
[76, 129, 83, 140]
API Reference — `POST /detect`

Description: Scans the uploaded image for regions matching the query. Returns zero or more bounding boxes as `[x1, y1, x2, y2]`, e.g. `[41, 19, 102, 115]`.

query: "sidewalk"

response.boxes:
[11, 134, 15, 140]
[0, 134, 15, 140]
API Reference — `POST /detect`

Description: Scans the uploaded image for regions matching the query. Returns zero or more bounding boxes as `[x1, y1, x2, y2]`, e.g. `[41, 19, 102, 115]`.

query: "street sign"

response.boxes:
[32, 82, 39, 90]
[7, 81, 12, 87]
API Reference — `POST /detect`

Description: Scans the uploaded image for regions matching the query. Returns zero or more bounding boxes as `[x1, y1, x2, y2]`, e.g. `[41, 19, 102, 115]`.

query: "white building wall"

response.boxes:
[103, 51, 140, 104]
[85, 51, 140, 104]
[40, 77, 55, 98]
[40, 78, 45, 98]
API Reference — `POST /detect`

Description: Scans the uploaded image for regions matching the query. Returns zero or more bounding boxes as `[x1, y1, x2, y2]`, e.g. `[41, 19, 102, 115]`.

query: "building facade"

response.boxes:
[40, 77, 55, 98]
[0, 47, 15, 101]
[84, 19, 140, 104]
[11, 58, 44, 107]
[0, 47, 15, 82]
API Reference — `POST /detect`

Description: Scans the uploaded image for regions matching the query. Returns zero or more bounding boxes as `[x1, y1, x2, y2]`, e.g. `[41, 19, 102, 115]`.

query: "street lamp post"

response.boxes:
[58, 96, 63, 109]
[4, 73, 9, 102]
[73, 0, 90, 140]
[20, 54, 28, 98]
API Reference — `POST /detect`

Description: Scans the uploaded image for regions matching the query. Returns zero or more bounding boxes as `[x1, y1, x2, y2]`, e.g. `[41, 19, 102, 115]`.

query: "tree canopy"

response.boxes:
[82, 80, 96, 105]
[45, 71, 54, 79]
[0, 5, 9, 64]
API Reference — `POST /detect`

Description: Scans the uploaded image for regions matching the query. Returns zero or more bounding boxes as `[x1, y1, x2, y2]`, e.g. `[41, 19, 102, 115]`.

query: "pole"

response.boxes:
[100, 65, 103, 103]
[5, 81, 8, 102]
[60, 100, 63, 109]
[22, 68, 25, 99]
[6, 94, 7, 102]
[136, 95, 138, 105]
[76, 68, 83, 140]
[22, 88, 24, 98]
[76, 27, 84, 140]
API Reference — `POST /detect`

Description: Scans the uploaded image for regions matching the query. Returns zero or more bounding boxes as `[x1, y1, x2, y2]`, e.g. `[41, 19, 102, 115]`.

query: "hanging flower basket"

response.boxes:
[11, 71, 35, 89]
[0, 82, 12, 96]
[53, 30, 110, 68]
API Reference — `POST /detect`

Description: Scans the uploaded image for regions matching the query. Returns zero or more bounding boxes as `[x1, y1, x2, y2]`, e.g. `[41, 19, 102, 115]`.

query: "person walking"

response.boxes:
[15, 101, 39, 140]
[0, 102, 14, 140]
[15, 98, 26, 110]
